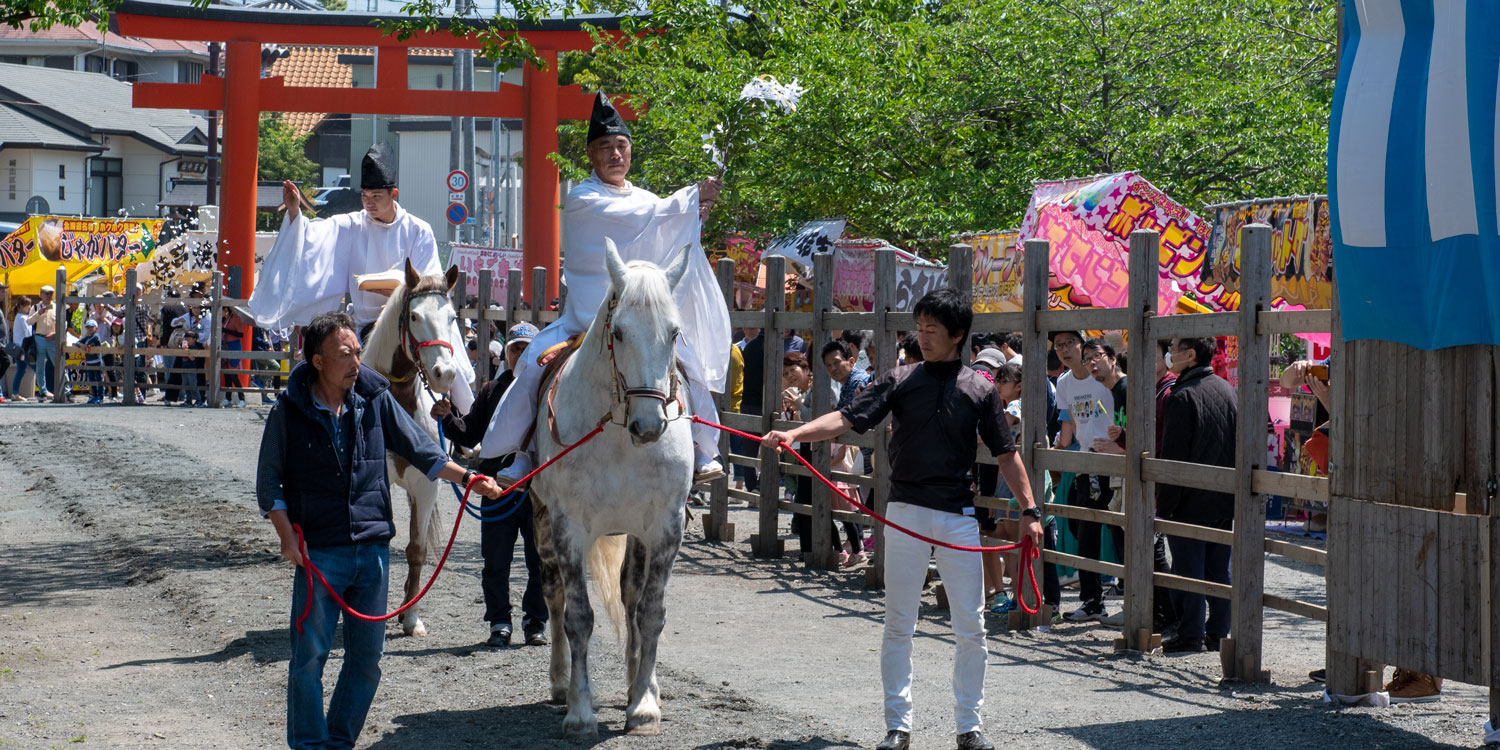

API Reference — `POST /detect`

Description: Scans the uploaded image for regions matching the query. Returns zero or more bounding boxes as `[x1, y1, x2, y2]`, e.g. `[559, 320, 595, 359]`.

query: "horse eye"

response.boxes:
[672, 327, 681, 339]
[612, 327, 624, 341]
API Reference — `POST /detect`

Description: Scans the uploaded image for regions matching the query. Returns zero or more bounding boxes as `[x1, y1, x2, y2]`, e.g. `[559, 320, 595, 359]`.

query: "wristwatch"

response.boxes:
[1021, 506, 1043, 520]
[462, 469, 477, 487]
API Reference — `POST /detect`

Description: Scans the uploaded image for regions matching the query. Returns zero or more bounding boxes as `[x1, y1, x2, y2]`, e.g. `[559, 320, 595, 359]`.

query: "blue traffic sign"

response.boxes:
[446, 202, 468, 226]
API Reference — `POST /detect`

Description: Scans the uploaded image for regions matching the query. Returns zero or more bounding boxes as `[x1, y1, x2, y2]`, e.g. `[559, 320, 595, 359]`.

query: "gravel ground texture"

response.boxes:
[0, 401, 1491, 749]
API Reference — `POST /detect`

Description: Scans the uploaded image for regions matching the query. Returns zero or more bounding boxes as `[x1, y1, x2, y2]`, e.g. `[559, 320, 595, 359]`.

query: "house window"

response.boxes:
[111, 59, 139, 82]
[59, 164, 65, 179]
[0, 55, 26, 65]
[88, 158, 123, 216]
[58, 185, 65, 201]
[43, 55, 74, 70]
[84, 55, 107, 74]
[177, 61, 202, 84]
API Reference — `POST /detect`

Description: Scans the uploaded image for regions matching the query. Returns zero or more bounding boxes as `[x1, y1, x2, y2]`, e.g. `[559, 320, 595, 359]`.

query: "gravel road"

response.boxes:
[0, 403, 1488, 749]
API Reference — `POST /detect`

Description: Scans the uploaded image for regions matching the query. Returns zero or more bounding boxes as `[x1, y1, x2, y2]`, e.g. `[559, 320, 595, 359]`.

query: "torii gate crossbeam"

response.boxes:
[113, 0, 636, 303]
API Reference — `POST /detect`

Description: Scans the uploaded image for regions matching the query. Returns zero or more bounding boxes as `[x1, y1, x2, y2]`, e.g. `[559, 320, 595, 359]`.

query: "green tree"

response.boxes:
[258, 113, 319, 185]
[390, 0, 1338, 254]
[320, 0, 348, 11]
[0, 0, 207, 30]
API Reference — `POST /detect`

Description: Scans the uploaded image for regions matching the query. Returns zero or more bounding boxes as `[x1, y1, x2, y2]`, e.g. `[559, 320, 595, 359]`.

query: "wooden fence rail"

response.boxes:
[436, 228, 1334, 684]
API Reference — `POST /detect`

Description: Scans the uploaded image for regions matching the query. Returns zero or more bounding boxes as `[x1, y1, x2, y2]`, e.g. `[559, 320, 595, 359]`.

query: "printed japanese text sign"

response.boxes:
[449, 244, 523, 303]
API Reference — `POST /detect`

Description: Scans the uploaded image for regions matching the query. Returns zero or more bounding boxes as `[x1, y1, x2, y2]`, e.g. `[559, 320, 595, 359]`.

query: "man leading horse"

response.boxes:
[480, 93, 732, 485]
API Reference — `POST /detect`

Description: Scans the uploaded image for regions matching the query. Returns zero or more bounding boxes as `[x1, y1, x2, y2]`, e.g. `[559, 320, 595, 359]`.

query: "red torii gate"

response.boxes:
[114, 0, 633, 302]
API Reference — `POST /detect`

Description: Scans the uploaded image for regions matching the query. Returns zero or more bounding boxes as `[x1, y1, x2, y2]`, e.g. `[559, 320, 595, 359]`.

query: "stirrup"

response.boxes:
[496, 454, 535, 490]
[693, 459, 725, 484]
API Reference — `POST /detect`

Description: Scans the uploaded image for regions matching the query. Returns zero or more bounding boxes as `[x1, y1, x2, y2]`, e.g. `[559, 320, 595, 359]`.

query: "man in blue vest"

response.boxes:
[256, 311, 502, 750]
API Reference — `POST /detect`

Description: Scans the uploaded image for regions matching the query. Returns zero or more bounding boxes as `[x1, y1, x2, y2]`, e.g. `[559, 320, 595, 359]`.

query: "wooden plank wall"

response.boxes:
[1333, 341, 1494, 512]
[1327, 499, 1486, 687]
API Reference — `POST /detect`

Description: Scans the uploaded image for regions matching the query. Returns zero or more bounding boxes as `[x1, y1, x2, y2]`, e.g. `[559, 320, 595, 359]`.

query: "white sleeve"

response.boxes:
[249, 212, 354, 328]
[411, 223, 442, 276]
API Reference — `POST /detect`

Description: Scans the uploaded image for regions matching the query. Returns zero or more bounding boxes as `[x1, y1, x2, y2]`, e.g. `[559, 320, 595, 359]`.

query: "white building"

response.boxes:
[0, 63, 208, 223]
[0, 21, 208, 84]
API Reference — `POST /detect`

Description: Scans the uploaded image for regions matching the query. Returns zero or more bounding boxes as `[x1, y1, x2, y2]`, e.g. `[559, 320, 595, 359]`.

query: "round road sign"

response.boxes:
[447, 170, 469, 193]
[446, 202, 469, 226]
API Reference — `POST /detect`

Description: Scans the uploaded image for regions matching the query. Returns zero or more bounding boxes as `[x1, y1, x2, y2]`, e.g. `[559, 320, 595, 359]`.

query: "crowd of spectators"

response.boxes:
[0, 283, 291, 406]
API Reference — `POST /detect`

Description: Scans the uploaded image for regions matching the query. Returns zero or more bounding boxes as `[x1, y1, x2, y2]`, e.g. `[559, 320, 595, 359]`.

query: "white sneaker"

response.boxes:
[236, 398, 247, 408]
[1100, 610, 1125, 627]
[221, 397, 232, 408]
[496, 453, 535, 489]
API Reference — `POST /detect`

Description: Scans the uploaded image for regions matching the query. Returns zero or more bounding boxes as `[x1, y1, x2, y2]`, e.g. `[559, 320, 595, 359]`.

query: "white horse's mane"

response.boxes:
[614, 260, 682, 343]
[362, 282, 410, 373]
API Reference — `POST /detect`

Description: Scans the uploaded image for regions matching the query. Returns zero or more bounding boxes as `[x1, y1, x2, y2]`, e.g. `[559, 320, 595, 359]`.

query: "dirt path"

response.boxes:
[0, 404, 1488, 749]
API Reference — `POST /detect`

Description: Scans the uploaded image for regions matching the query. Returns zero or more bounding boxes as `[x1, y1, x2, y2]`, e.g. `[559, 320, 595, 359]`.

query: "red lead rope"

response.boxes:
[291, 421, 608, 634]
[690, 415, 1042, 615]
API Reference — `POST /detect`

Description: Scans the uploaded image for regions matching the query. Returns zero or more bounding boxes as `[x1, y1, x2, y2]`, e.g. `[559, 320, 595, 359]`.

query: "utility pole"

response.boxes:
[205, 42, 221, 206]
[462, 50, 476, 244]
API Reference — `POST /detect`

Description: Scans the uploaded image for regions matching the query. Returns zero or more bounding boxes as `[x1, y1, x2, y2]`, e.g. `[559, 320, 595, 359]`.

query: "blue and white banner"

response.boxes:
[1331, 0, 1500, 349]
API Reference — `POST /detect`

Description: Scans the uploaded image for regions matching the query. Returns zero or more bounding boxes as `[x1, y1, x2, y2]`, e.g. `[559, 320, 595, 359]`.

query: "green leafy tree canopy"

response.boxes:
[258, 113, 319, 186]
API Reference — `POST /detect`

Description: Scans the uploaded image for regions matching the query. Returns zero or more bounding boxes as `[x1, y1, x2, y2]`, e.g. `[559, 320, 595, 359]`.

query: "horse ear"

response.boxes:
[604, 237, 627, 289]
[444, 264, 459, 290]
[403, 258, 420, 290]
[664, 243, 691, 291]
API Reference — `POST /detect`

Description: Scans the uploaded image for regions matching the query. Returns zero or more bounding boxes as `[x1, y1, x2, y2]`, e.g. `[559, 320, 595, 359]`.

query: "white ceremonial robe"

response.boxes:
[249, 204, 441, 330]
[249, 204, 477, 414]
[480, 173, 732, 460]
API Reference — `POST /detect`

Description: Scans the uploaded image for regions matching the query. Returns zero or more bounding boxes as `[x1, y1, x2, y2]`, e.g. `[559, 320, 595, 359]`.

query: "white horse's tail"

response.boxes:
[588, 534, 628, 639]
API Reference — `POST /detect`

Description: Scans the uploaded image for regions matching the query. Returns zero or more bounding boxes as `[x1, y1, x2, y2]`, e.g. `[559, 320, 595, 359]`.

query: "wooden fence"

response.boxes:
[446, 225, 1332, 684]
[50, 268, 291, 405]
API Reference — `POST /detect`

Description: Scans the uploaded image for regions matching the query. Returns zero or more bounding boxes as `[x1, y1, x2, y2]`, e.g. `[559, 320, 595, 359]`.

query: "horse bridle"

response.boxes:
[600, 293, 684, 421]
[395, 289, 456, 389]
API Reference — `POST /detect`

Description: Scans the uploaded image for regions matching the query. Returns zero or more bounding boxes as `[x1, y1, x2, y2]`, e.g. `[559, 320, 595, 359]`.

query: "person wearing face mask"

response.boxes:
[1157, 336, 1237, 654]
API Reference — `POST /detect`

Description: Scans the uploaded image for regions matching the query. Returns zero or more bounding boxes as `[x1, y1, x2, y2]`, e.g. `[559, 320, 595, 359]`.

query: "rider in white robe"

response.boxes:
[248, 143, 475, 413]
[481, 94, 731, 483]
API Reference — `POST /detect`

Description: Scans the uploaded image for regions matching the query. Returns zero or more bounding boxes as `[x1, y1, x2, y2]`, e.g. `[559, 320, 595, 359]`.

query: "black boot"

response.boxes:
[957, 730, 995, 750]
[875, 729, 910, 750]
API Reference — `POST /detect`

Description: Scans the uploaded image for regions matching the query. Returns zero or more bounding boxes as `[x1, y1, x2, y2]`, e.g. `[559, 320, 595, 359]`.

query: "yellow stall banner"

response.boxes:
[0, 216, 162, 295]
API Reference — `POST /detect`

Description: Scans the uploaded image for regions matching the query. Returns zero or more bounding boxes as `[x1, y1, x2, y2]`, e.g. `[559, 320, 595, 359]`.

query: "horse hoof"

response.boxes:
[625, 719, 661, 737]
[404, 619, 428, 637]
[561, 720, 598, 740]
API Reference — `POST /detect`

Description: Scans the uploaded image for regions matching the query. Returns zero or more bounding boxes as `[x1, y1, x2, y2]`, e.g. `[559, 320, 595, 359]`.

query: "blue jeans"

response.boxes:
[1167, 533, 1231, 641]
[32, 336, 56, 393]
[288, 543, 389, 750]
[10, 357, 32, 395]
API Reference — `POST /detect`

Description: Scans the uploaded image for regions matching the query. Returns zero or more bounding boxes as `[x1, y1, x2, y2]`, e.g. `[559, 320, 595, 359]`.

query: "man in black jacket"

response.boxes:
[1157, 336, 1237, 654]
[432, 322, 548, 648]
[257, 312, 502, 750]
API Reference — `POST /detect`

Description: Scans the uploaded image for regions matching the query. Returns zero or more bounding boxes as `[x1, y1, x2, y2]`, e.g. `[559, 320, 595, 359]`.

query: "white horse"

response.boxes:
[531, 238, 695, 738]
[362, 259, 465, 637]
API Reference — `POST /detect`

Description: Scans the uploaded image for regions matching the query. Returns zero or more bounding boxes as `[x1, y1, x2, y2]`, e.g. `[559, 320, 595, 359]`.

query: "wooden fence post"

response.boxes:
[1122, 230, 1159, 651]
[476, 269, 493, 383]
[123, 269, 138, 405]
[807, 251, 836, 570]
[207, 270, 224, 407]
[1020, 239, 1049, 535]
[52, 267, 66, 403]
[530, 267, 547, 326]
[506, 267, 523, 335]
[1227, 223, 1271, 682]
[753, 254, 786, 558]
[706, 257, 735, 543]
[866, 248, 898, 589]
[948, 243, 973, 302]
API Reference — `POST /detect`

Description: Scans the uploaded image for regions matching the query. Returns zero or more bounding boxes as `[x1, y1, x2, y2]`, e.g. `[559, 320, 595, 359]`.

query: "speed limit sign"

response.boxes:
[447, 170, 469, 193]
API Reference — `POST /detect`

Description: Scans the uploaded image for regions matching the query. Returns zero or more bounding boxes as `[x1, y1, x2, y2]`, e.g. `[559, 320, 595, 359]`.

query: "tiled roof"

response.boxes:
[0, 103, 103, 151]
[246, 0, 325, 9]
[0, 20, 207, 56]
[0, 63, 207, 155]
[268, 45, 362, 135]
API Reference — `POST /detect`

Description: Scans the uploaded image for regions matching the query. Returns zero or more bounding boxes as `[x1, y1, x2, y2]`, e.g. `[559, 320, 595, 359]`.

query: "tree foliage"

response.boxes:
[0, 0, 207, 31]
[258, 114, 320, 186]
[565, 0, 1337, 254]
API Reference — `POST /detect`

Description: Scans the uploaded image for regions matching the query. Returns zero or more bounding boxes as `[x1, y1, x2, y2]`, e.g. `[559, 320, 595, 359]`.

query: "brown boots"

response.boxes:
[1385, 668, 1443, 703]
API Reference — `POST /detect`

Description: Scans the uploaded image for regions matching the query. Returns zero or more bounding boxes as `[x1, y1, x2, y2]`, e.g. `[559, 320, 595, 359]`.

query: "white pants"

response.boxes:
[480, 317, 721, 461]
[881, 502, 987, 734]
